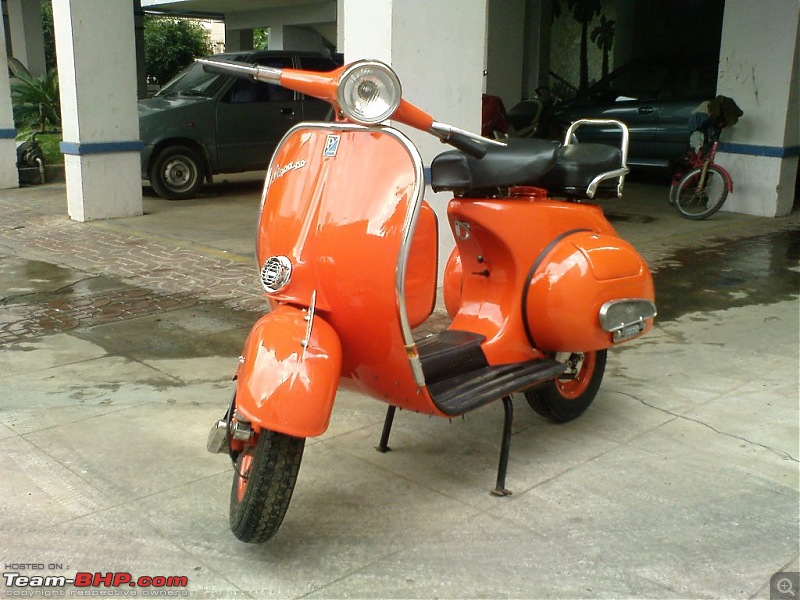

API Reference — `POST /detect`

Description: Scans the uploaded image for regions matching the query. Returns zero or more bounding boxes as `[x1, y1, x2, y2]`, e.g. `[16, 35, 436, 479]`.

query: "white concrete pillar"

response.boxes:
[0, 10, 19, 190]
[340, 0, 488, 275]
[486, 0, 525, 105]
[522, 0, 552, 97]
[6, 0, 47, 77]
[52, 0, 142, 222]
[224, 27, 254, 51]
[0, 9, 19, 189]
[716, 0, 799, 217]
[282, 25, 327, 51]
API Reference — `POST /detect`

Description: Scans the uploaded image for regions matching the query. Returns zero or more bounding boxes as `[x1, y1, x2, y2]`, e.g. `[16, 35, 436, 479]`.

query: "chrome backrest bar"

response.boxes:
[563, 118, 630, 198]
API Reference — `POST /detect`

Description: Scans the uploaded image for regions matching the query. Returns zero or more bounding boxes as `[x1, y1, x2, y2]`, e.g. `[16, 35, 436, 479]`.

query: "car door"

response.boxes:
[568, 60, 666, 164]
[215, 54, 300, 172]
[296, 55, 340, 121]
[652, 61, 717, 163]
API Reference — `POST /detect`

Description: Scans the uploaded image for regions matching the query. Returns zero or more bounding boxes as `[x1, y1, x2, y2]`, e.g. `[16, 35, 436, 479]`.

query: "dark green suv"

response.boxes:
[139, 51, 339, 199]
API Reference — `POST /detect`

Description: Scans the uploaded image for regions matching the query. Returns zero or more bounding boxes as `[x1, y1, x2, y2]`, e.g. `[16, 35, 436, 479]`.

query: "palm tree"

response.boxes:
[591, 15, 616, 79]
[11, 69, 61, 130]
[566, 0, 602, 93]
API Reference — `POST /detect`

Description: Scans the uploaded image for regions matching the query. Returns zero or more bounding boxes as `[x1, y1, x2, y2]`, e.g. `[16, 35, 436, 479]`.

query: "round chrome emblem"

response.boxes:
[260, 255, 292, 293]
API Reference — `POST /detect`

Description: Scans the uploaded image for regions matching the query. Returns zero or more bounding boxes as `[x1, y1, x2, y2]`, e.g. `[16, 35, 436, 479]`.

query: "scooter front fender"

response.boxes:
[235, 305, 341, 438]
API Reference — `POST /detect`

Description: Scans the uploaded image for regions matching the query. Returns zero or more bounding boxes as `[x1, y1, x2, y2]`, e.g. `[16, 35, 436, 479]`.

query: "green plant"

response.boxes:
[40, 0, 56, 71]
[144, 15, 212, 85]
[11, 69, 61, 130]
[254, 28, 269, 50]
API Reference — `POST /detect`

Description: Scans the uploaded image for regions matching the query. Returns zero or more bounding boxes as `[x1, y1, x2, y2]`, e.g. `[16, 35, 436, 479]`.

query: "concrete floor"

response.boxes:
[0, 176, 798, 599]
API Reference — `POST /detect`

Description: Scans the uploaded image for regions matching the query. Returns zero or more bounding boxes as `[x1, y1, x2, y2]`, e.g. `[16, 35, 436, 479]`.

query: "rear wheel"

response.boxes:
[524, 350, 607, 422]
[229, 428, 305, 543]
[673, 165, 728, 220]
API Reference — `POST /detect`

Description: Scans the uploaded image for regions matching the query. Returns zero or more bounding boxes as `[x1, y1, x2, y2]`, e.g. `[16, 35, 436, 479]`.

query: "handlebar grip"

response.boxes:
[446, 131, 488, 159]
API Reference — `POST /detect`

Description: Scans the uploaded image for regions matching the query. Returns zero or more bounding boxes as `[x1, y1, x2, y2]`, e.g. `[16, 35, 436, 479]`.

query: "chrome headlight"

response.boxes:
[336, 60, 401, 125]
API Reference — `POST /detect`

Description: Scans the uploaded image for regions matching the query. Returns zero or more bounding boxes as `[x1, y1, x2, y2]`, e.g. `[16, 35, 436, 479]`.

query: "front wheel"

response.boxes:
[524, 350, 607, 422]
[229, 428, 305, 543]
[672, 165, 729, 220]
[149, 145, 205, 200]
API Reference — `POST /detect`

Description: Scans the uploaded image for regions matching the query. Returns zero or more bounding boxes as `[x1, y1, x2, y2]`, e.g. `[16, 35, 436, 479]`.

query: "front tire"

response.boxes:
[229, 428, 305, 543]
[150, 145, 205, 200]
[672, 165, 728, 220]
[524, 350, 607, 422]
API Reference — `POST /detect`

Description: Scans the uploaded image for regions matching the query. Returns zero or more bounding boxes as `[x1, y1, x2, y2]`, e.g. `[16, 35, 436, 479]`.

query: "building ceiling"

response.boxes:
[141, 0, 329, 17]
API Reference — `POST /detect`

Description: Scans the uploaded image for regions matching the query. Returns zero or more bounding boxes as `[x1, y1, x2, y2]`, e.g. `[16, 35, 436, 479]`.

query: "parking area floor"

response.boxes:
[0, 176, 798, 599]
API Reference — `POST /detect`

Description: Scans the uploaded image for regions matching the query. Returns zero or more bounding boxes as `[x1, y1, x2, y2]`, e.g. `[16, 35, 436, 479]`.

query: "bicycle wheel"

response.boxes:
[673, 165, 729, 220]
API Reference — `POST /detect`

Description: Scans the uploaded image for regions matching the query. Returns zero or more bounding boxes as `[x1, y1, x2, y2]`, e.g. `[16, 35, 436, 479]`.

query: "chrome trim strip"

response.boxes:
[300, 290, 317, 362]
[382, 127, 428, 387]
[258, 121, 427, 387]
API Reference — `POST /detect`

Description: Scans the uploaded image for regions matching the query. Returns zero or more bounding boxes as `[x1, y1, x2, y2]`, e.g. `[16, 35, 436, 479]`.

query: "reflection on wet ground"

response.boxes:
[0, 266, 198, 344]
[1, 228, 797, 354]
[0, 255, 254, 358]
[651, 228, 800, 322]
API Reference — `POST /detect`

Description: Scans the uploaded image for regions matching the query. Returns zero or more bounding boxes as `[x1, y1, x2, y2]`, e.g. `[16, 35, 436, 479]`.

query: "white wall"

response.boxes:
[226, 2, 336, 50]
[6, 0, 47, 76]
[486, 0, 526, 106]
[340, 0, 488, 276]
[53, 0, 142, 221]
[716, 0, 799, 217]
[0, 9, 18, 190]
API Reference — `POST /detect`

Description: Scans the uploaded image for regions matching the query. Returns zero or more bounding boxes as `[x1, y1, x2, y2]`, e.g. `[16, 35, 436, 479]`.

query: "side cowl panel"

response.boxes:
[235, 304, 342, 438]
[526, 231, 655, 352]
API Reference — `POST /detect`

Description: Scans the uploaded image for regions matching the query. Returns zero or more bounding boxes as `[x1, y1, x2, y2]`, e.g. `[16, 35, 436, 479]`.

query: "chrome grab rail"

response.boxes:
[563, 118, 630, 199]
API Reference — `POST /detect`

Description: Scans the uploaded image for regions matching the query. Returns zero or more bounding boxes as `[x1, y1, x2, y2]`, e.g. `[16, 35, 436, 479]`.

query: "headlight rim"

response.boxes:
[335, 60, 402, 126]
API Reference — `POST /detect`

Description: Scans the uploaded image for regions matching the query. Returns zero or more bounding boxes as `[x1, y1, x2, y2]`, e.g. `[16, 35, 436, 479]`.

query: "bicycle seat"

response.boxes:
[430, 138, 559, 194]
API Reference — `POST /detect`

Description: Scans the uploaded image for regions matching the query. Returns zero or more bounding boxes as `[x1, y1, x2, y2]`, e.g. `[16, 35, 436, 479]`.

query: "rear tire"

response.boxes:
[672, 165, 728, 220]
[229, 428, 305, 543]
[524, 350, 607, 423]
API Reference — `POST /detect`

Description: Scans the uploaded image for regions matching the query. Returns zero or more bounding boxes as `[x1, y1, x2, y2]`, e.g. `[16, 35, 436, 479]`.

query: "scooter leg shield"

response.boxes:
[234, 305, 342, 438]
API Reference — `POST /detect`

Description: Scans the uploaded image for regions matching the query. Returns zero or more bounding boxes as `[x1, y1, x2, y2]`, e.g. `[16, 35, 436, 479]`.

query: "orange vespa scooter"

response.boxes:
[203, 58, 656, 543]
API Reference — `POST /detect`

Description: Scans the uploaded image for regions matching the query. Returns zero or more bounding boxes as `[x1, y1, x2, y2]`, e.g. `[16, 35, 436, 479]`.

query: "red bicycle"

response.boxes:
[669, 127, 733, 220]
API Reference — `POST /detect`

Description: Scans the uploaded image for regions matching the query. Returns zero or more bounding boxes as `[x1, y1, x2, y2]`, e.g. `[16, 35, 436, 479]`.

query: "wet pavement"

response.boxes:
[0, 177, 798, 599]
[650, 228, 800, 321]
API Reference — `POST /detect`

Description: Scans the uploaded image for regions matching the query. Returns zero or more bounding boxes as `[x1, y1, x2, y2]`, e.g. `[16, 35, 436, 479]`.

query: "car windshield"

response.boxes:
[156, 62, 224, 98]
[590, 61, 666, 101]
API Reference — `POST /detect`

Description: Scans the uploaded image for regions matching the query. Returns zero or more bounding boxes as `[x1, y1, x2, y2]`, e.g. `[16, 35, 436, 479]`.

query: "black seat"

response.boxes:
[539, 143, 622, 197]
[430, 138, 559, 194]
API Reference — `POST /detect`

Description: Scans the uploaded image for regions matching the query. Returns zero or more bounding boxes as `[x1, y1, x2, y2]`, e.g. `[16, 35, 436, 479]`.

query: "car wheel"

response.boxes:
[150, 145, 205, 200]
